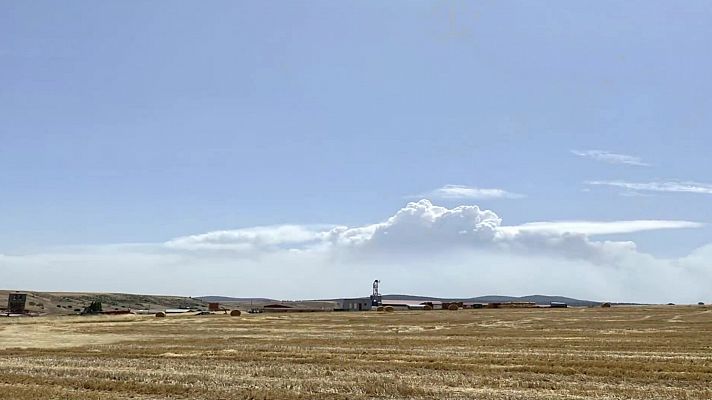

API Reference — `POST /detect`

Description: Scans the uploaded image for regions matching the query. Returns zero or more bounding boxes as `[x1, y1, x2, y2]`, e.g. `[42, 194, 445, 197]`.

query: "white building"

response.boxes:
[336, 298, 371, 311]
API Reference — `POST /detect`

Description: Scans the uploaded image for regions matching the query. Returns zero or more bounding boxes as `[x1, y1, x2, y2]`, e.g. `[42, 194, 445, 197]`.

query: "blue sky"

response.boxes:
[1, 2, 711, 300]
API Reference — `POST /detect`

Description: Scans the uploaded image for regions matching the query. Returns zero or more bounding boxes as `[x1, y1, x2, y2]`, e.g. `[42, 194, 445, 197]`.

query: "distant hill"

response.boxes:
[0, 290, 208, 315]
[196, 296, 275, 303]
[195, 296, 337, 311]
[380, 294, 602, 307]
[207, 293, 605, 307]
[0, 291, 626, 316]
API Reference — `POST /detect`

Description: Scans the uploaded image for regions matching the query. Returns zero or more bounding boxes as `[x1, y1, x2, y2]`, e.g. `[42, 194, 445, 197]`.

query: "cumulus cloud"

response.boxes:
[416, 184, 524, 200]
[167, 200, 700, 260]
[166, 200, 503, 253]
[1, 200, 710, 303]
[586, 180, 712, 195]
[571, 150, 650, 166]
[331, 200, 502, 250]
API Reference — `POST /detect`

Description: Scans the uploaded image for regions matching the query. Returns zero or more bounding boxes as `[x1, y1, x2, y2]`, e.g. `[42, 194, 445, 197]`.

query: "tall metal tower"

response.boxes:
[370, 279, 382, 307]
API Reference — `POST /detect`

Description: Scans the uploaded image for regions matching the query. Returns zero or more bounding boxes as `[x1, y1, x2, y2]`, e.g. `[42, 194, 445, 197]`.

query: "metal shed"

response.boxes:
[336, 298, 371, 311]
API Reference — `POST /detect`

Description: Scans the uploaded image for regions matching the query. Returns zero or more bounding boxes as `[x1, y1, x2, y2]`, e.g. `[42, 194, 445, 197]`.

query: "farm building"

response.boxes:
[262, 303, 325, 313]
[385, 300, 417, 309]
[382, 300, 426, 311]
[335, 298, 371, 311]
[165, 308, 195, 314]
[441, 301, 464, 310]
[420, 301, 443, 310]
[263, 304, 294, 312]
[487, 302, 537, 309]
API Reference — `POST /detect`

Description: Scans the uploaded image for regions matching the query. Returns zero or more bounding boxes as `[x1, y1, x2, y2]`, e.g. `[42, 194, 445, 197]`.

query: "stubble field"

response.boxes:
[1, 306, 711, 399]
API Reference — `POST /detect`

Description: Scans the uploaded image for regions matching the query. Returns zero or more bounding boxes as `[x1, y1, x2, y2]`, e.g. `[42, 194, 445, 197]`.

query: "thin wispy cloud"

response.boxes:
[586, 180, 712, 195]
[571, 150, 650, 167]
[417, 185, 524, 200]
[498, 220, 704, 236]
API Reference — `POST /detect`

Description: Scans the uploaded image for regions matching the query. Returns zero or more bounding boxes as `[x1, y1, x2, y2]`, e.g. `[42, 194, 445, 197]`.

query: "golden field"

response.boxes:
[1, 306, 711, 399]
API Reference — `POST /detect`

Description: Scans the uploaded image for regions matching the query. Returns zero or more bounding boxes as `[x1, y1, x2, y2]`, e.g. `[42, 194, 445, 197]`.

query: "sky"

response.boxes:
[1, 1, 711, 302]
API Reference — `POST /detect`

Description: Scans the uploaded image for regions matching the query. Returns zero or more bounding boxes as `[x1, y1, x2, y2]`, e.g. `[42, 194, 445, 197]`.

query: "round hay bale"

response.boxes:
[230, 309, 241, 317]
[423, 304, 433, 311]
[155, 311, 166, 318]
[601, 302, 611, 308]
[447, 304, 459, 311]
[376, 306, 385, 312]
[384, 306, 394, 312]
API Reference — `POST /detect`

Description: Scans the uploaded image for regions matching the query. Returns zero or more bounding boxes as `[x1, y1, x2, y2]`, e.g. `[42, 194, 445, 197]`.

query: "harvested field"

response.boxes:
[1, 306, 711, 399]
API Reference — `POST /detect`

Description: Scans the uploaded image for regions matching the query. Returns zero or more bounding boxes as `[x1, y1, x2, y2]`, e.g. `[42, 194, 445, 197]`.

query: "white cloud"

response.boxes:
[418, 184, 524, 200]
[166, 200, 503, 252]
[1, 200, 710, 303]
[572, 150, 650, 166]
[499, 220, 703, 236]
[167, 200, 700, 258]
[586, 180, 712, 195]
[165, 225, 336, 251]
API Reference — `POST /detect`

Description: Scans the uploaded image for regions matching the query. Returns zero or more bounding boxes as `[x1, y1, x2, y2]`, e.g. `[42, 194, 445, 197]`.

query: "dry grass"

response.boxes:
[1, 306, 711, 399]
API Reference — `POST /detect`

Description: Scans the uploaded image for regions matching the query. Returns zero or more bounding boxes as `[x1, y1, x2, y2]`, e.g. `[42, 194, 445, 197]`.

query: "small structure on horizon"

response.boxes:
[7, 293, 27, 314]
[208, 302, 220, 312]
[486, 302, 536, 309]
[420, 301, 443, 310]
[262, 303, 325, 313]
[336, 298, 371, 311]
[370, 279, 382, 307]
[442, 301, 464, 310]
[380, 300, 416, 311]
[165, 308, 194, 314]
[263, 304, 293, 310]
